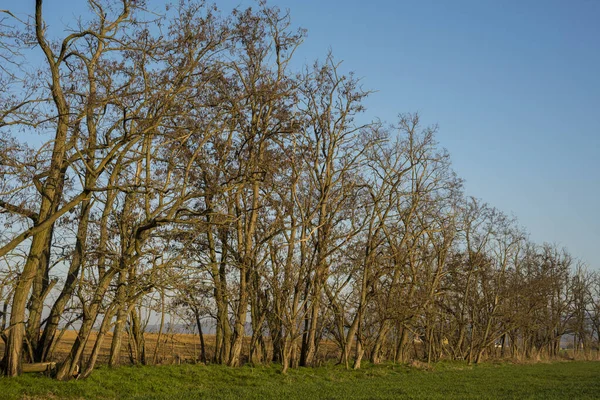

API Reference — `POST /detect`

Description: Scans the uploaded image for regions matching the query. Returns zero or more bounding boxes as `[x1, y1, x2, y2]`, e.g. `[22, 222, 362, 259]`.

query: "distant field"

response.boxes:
[0, 330, 238, 365]
[1, 361, 599, 399]
[49, 330, 211, 365]
[0, 330, 340, 365]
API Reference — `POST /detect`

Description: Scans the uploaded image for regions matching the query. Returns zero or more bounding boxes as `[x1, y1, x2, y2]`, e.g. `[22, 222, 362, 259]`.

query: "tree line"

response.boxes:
[0, 0, 598, 380]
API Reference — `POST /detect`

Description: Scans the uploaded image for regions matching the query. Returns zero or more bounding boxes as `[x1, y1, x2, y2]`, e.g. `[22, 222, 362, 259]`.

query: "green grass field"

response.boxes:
[1, 361, 599, 399]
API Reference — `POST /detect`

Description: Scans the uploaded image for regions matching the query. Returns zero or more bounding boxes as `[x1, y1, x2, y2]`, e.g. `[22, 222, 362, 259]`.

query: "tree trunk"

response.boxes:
[4, 0, 71, 376]
[109, 271, 128, 367]
[193, 308, 207, 364]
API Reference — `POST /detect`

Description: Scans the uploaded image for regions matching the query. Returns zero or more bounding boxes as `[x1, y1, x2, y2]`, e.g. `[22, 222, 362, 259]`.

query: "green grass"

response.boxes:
[1, 361, 599, 399]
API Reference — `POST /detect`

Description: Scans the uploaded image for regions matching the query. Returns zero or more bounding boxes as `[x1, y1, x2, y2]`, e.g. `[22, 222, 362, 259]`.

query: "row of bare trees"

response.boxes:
[0, 0, 598, 379]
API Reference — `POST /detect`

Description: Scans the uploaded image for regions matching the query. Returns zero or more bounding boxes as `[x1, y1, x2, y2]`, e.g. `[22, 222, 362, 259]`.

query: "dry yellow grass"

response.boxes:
[0, 330, 212, 365]
[0, 330, 343, 366]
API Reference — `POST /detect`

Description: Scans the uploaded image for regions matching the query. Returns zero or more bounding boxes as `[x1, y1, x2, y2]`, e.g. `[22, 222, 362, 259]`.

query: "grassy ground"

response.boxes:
[1, 361, 599, 399]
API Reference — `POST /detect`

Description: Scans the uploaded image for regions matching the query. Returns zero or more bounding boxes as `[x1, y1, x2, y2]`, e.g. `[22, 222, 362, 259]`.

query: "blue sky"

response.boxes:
[221, 0, 600, 270]
[8, 0, 600, 269]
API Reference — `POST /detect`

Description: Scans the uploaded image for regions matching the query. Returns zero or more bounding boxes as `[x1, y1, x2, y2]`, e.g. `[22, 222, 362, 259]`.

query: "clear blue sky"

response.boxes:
[8, 0, 600, 270]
